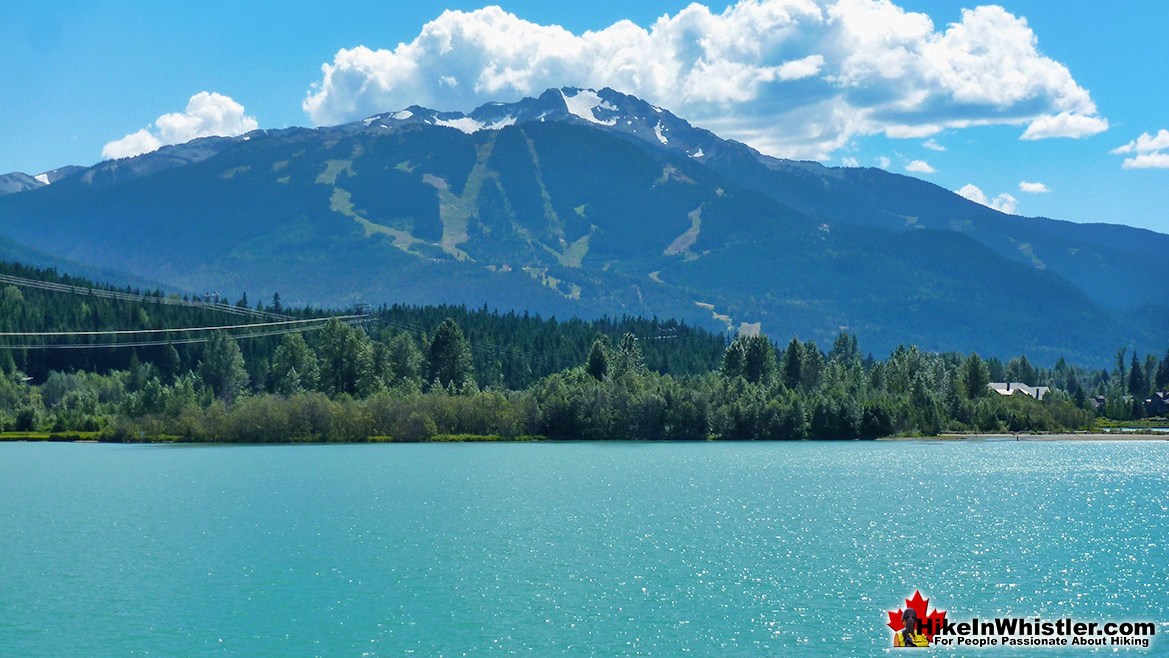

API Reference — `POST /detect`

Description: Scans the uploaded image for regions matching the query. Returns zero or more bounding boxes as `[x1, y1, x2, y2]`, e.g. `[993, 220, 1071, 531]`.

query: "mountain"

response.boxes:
[478, 89, 1169, 315]
[0, 166, 86, 195]
[0, 87, 1162, 366]
[0, 172, 42, 195]
[689, 150, 1169, 314]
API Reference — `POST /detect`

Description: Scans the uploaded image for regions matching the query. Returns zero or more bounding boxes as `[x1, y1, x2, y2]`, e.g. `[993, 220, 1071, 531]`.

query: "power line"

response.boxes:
[0, 315, 369, 338]
[0, 270, 373, 350]
[0, 272, 292, 320]
[4, 268, 668, 374]
[0, 322, 348, 350]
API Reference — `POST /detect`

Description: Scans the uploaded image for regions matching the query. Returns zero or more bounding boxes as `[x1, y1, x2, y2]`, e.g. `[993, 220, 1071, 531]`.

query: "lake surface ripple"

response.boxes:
[2, 440, 1166, 656]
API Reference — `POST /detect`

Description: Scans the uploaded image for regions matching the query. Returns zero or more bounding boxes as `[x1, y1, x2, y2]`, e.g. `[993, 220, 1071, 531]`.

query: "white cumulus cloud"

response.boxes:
[1111, 129, 1169, 154]
[777, 54, 826, 80]
[905, 159, 935, 173]
[102, 92, 259, 160]
[1111, 129, 1169, 169]
[1018, 181, 1050, 193]
[101, 129, 163, 160]
[922, 138, 945, 151]
[956, 184, 988, 204]
[956, 183, 1018, 214]
[1020, 111, 1108, 140]
[302, 1, 1106, 160]
[840, 156, 859, 167]
[991, 193, 1018, 214]
[1120, 153, 1169, 169]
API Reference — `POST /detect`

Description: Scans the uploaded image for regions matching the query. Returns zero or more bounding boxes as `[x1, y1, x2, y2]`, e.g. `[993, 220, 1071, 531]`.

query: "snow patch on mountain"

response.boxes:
[433, 116, 484, 134]
[654, 121, 668, 145]
[560, 89, 617, 126]
[482, 116, 517, 130]
[347, 87, 730, 166]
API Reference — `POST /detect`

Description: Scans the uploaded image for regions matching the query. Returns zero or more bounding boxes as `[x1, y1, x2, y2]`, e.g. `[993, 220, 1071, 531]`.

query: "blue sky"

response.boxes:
[2, 1, 1166, 233]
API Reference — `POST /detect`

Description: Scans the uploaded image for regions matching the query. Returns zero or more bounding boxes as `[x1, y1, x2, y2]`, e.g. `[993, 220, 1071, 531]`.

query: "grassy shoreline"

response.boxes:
[0, 431, 546, 444]
[0, 431, 103, 442]
[5, 430, 1167, 444]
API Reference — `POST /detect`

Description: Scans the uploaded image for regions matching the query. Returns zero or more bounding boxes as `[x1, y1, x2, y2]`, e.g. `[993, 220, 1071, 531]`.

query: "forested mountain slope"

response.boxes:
[0, 88, 1161, 366]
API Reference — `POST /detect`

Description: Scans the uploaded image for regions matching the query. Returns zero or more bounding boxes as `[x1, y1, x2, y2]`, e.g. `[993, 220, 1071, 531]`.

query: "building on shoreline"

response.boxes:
[988, 382, 1050, 401]
[1145, 391, 1169, 416]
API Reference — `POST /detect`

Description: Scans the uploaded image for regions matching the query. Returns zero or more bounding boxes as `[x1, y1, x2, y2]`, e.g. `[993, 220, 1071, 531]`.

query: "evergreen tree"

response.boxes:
[1051, 357, 1070, 390]
[721, 335, 775, 384]
[743, 335, 777, 385]
[1128, 352, 1145, 397]
[127, 351, 151, 391]
[1067, 370, 1086, 408]
[158, 343, 181, 383]
[721, 337, 745, 380]
[270, 332, 319, 394]
[1156, 349, 1169, 391]
[1131, 396, 1145, 420]
[781, 338, 802, 389]
[1144, 353, 1157, 394]
[800, 340, 824, 390]
[586, 335, 611, 381]
[985, 357, 1006, 382]
[1115, 348, 1128, 394]
[386, 332, 424, 389]
[198, 332, 248, 404]
[426, 319, 475, 391]
[960, 353, 990, 399]
[317, 319, 375, 396]
[829, 333, 860, 365]
[1005, 355, 1036, 385]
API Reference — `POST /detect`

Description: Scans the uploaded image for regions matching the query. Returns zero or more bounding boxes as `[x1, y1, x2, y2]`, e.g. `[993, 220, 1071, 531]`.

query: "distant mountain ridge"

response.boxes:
[0, 87, 1163, 366]
[0, 165, 85, 195]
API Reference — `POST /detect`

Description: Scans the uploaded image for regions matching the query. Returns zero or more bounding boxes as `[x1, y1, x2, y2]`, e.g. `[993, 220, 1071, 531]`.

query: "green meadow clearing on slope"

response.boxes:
[2, 117, 1163, 366]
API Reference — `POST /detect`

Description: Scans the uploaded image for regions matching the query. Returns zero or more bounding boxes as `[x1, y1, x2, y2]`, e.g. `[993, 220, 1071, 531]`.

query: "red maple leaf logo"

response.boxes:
[887, 590, 947, 642]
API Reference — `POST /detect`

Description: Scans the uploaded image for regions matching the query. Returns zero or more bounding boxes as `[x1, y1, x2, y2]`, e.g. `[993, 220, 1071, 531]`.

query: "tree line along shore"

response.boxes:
[1, 261, 1166, 443]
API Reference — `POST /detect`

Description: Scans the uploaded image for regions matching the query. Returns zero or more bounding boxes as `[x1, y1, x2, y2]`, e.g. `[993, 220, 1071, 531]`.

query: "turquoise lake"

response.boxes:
[1, 440, 1166, 656]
